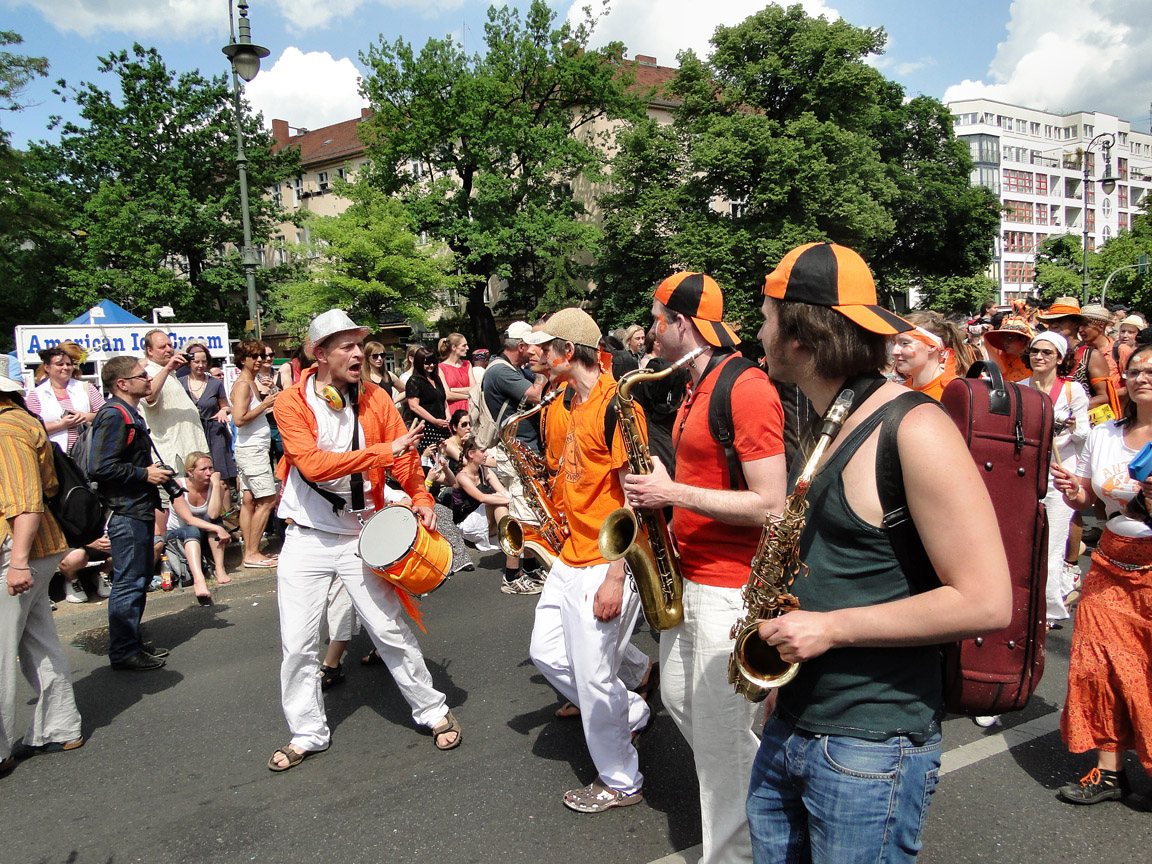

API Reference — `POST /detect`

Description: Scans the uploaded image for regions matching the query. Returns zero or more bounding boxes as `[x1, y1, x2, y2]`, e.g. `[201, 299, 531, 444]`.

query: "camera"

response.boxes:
[156, 464, 185, 499]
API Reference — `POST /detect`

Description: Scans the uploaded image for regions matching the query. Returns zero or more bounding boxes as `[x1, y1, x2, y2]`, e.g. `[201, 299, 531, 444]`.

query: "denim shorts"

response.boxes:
[746, 714, 941, 864]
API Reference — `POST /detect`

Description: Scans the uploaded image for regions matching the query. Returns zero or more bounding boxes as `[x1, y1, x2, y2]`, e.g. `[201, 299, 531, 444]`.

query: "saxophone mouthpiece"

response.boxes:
[819, 389, 854, 437]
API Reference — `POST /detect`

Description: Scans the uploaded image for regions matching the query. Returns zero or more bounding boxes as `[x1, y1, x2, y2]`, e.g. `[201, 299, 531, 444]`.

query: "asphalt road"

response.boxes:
[7, 552, 1152, 864]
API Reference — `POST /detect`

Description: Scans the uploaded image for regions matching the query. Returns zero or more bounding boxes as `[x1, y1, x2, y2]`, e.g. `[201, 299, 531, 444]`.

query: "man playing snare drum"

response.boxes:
[267, 309, 462, 772]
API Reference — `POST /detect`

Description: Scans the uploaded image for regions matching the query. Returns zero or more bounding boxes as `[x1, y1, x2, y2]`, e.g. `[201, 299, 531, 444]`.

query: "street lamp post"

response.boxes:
[222, 1, 269, 339]
[1080, 132, 1117, 304]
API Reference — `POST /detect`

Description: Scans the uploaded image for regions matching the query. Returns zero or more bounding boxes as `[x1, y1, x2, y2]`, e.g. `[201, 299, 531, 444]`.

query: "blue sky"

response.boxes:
[3, 0, 1150, 148]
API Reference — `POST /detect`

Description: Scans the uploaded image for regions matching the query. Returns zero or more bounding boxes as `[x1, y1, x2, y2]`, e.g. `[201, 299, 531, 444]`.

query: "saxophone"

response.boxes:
[728, 389, 855, 702]
[599, 346, 707, 631]
[496, 389, 569, 568]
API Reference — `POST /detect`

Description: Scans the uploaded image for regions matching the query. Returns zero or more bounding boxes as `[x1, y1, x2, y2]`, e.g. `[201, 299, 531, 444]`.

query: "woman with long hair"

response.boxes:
[1051, 343, 1152, 805]
[1022, 332, 1090, 625]
[230, 339, 280, 568]
[891, 311, 965, 401]
[405, 346, 450, 455]
[180, 343, 236, 484]
[438, 333, 475, 416]
[441, 408, 473, 473]
[165, 452, 233, 603]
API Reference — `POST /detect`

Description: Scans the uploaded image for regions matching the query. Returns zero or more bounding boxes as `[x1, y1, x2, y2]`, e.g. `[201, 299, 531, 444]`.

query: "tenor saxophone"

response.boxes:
[598, 346, 707, 631]
[496, 389, 569, 568]
[728, 389, 854, 702]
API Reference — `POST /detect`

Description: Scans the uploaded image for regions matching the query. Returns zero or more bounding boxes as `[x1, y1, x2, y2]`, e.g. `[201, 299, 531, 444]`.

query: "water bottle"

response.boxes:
[160, 555, 173, 591]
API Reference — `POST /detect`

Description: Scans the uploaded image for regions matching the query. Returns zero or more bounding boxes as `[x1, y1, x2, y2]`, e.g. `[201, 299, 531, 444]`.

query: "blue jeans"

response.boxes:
[746, 714, 941, 864]
[107, 514, 154, 663]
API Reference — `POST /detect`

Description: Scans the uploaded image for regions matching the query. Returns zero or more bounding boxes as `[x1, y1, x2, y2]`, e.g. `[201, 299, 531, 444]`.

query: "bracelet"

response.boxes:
[8, 566, 30, 570]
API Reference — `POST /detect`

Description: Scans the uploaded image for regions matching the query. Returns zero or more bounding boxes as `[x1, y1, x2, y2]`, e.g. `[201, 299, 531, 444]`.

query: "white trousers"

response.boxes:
[660, 579, 760, 864]
[529, 559, 649, 795]
[0, 545, 79, 760]
[325, 578, 359, 643]
[277, 524, 448, 751]
[1045, 484, 1075, 622]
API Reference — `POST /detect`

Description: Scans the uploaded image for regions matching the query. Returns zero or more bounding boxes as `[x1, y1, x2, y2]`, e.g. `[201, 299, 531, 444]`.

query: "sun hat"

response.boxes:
[1079, 304, 1114, 327]
[0, 370, 24, 393]
[1036, 297, 1086, 322]
[521, 307, 602, 349]
[1119, 314, 1147, 330]
[654, 272, 740, 348]
[762, 242, 912, 335]
[984, 316, 1034, 351]
[505, 321, 533, 342]
[1030, 331, 1068, 359]
[307, 309, 371, 349]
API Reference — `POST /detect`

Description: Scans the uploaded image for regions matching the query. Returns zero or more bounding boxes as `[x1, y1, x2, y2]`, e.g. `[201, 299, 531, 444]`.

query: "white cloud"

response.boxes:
[944, 0, 1152, 125]
[566, 0, 840, 66]
[243, 47, 367, 130]
[3, 0, 219, 38]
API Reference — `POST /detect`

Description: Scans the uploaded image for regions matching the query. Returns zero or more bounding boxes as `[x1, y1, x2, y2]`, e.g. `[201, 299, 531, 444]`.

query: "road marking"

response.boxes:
[646, 711, 1063, 864]
[940, 711, 1061, 776]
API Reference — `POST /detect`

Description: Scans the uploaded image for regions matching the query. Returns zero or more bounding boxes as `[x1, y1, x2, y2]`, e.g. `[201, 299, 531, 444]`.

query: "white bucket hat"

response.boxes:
[308, 309, 371, 349]
[0, 370, 25, 393]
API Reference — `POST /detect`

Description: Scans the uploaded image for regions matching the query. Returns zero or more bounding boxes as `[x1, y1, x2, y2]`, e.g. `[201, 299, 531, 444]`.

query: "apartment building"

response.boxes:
[947, 98, 1152, 302]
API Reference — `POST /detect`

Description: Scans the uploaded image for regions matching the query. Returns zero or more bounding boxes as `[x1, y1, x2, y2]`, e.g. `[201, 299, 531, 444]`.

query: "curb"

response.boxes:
[52, 567, 280, 639]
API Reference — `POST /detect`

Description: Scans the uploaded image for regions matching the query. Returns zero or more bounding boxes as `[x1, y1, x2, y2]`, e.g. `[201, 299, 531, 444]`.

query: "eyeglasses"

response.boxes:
[1123, 367, 1152, 382]
[1026, 347, 1057, 358]
[371, 353, 385, 359]
[120, 373, 149, 381]
[262, 352, 274, 359]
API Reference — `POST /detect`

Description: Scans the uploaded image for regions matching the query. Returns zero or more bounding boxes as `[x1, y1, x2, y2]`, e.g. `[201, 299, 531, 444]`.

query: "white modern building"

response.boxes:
[947, 98, 1152, 302]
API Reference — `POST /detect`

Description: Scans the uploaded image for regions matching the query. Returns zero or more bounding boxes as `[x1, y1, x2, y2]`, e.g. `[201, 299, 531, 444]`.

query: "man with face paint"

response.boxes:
[623, 272, 787, 864]
[524, 307, 652, 813]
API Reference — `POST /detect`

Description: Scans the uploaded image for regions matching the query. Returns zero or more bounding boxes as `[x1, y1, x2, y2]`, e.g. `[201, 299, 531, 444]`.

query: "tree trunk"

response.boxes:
[466, 279, 499, 352]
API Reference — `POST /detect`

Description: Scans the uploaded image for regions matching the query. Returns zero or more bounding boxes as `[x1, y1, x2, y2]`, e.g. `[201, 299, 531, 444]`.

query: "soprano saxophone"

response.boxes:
[496, 389, 569, 568]
[728, 389, 854, 702]
[598, 346, 708, 631]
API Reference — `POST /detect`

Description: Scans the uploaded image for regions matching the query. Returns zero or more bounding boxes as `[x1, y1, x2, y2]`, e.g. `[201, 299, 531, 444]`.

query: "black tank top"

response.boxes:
[775, 401, 943, 744]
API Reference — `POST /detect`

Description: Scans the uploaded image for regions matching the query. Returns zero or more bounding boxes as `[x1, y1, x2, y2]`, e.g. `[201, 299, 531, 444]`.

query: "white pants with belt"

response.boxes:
[0, 545, 78, 761]
[277, 524, 448, 751]
[529, 559, 649, 795]
[660, 579, 761, 864]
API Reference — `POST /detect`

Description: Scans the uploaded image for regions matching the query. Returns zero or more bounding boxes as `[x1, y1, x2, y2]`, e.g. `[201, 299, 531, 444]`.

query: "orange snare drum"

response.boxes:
[358, 505, 451, 596]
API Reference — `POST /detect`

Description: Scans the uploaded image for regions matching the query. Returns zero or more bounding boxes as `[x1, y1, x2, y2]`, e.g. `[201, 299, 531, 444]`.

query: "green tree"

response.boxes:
[0, 31, 57, 351]
[22, 44, 298, 329]
[1034, 233, 1090, 301]
[913, 273, 998, 315]
[358, 0, 646, 348]
[594, 3, 1000, 334]
[267, 180, 462, 339]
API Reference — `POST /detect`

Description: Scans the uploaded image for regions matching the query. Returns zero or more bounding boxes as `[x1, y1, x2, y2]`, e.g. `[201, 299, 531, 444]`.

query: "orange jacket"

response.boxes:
[273, 367, 433, 511]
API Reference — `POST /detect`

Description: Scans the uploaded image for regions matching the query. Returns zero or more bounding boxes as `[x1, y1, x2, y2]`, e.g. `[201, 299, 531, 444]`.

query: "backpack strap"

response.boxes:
[707, 356, 761, 490]
[104, 403, 137, 446]
[604, 394, 619, 452]
[875, 391, 946, 594]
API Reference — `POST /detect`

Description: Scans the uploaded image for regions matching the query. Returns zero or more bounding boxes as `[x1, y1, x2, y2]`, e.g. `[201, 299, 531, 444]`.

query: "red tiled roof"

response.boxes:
[271, 111, 370, 167]
[629, 60, 680, 107]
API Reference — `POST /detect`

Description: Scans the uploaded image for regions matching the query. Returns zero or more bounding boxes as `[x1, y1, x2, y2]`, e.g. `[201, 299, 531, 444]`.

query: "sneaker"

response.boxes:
[96, 574, 112, 599]
[1062, 561, 1082, 590]
[973, 715, 1000, 728]
[63, 577, 88, 604]
[1058, 768, 1130, 804]
[500, 574, 543, 595]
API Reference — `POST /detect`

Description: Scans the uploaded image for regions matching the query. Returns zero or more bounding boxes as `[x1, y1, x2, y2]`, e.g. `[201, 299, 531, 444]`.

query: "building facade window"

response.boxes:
[1004, 200, 1033, 223]
[1036, 205, 1049, 226]
[1004, 261, 1036, 284]
[1004, 231, 1036, 252]
[317, 171, 329, 192]
[1035, 174, 1049, 196]
[964, 134, 1000, 164]
[1102, 225, 1112, 242]
[1101, 198, 1111, 217]
[1120, 212, 1130, 230]
[1086, 209, 1095, 232]
[1119, 185, 1129, 207]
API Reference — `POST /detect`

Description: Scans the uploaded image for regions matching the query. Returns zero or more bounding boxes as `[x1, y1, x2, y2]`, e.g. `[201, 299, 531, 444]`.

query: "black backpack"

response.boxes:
[45, 441, 107, 548]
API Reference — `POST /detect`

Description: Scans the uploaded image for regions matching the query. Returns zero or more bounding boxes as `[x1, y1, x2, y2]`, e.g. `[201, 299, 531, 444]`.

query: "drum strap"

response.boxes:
[302, 384, 366, 515]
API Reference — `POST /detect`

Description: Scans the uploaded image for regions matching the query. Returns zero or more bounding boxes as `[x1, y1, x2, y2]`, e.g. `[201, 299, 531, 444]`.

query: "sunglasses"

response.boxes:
[1026, 347, 1057, 358]
[371, 353, 385, 359]
[120, 372, 149, 381]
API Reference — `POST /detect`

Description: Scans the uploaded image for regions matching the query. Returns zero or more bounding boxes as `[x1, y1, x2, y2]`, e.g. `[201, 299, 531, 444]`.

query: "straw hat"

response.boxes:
[1079, 304, 1114, 329]
[984, 316, 1034, 351]
[1035, 297, 1085, 322]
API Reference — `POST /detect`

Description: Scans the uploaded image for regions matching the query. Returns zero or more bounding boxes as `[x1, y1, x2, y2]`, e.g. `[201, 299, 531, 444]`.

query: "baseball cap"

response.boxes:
[521, 307, 602, 349]
[762, 243, 912, 335]
[653, 272, 739, 348]
[505, 321, 533, 342]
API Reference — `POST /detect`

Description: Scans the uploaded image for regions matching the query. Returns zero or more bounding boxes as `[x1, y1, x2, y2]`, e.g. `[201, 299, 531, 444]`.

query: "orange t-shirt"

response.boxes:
[987, 346, 1031, 382]
[557, 373, 638, 567]
[904, 369, 956, 402]
[541, 384, 571, 482]
[671, 354, 785, 588]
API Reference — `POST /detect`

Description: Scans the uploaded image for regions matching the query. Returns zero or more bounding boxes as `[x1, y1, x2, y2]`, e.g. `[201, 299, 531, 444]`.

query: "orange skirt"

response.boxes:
[1060, 530, 1152, 772]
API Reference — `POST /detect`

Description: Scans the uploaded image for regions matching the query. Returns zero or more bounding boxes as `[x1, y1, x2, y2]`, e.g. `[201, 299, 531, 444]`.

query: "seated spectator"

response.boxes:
[56, 535, 113, 605]
[441, 409, 472, 474]
[452, 438, 521, 585]
[165, 452, 233, 604]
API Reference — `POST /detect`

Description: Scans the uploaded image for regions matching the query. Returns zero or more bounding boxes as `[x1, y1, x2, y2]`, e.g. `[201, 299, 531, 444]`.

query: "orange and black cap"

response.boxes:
[653, 272, 739, 348]
[762, 243, 912, 336]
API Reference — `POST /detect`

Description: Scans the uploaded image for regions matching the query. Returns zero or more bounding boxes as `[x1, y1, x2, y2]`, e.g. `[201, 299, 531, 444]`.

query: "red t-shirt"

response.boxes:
[671, 354, 785, 588]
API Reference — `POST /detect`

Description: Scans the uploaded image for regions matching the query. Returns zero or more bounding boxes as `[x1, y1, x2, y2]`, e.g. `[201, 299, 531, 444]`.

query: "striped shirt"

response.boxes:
[0, 402, 68, 559]
[26, 379, 105, 453]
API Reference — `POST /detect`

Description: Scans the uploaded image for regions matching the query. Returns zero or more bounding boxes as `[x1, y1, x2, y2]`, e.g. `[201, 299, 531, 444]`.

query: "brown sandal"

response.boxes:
[268, 745, 312, 772]
[432, 710, 462, 751]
